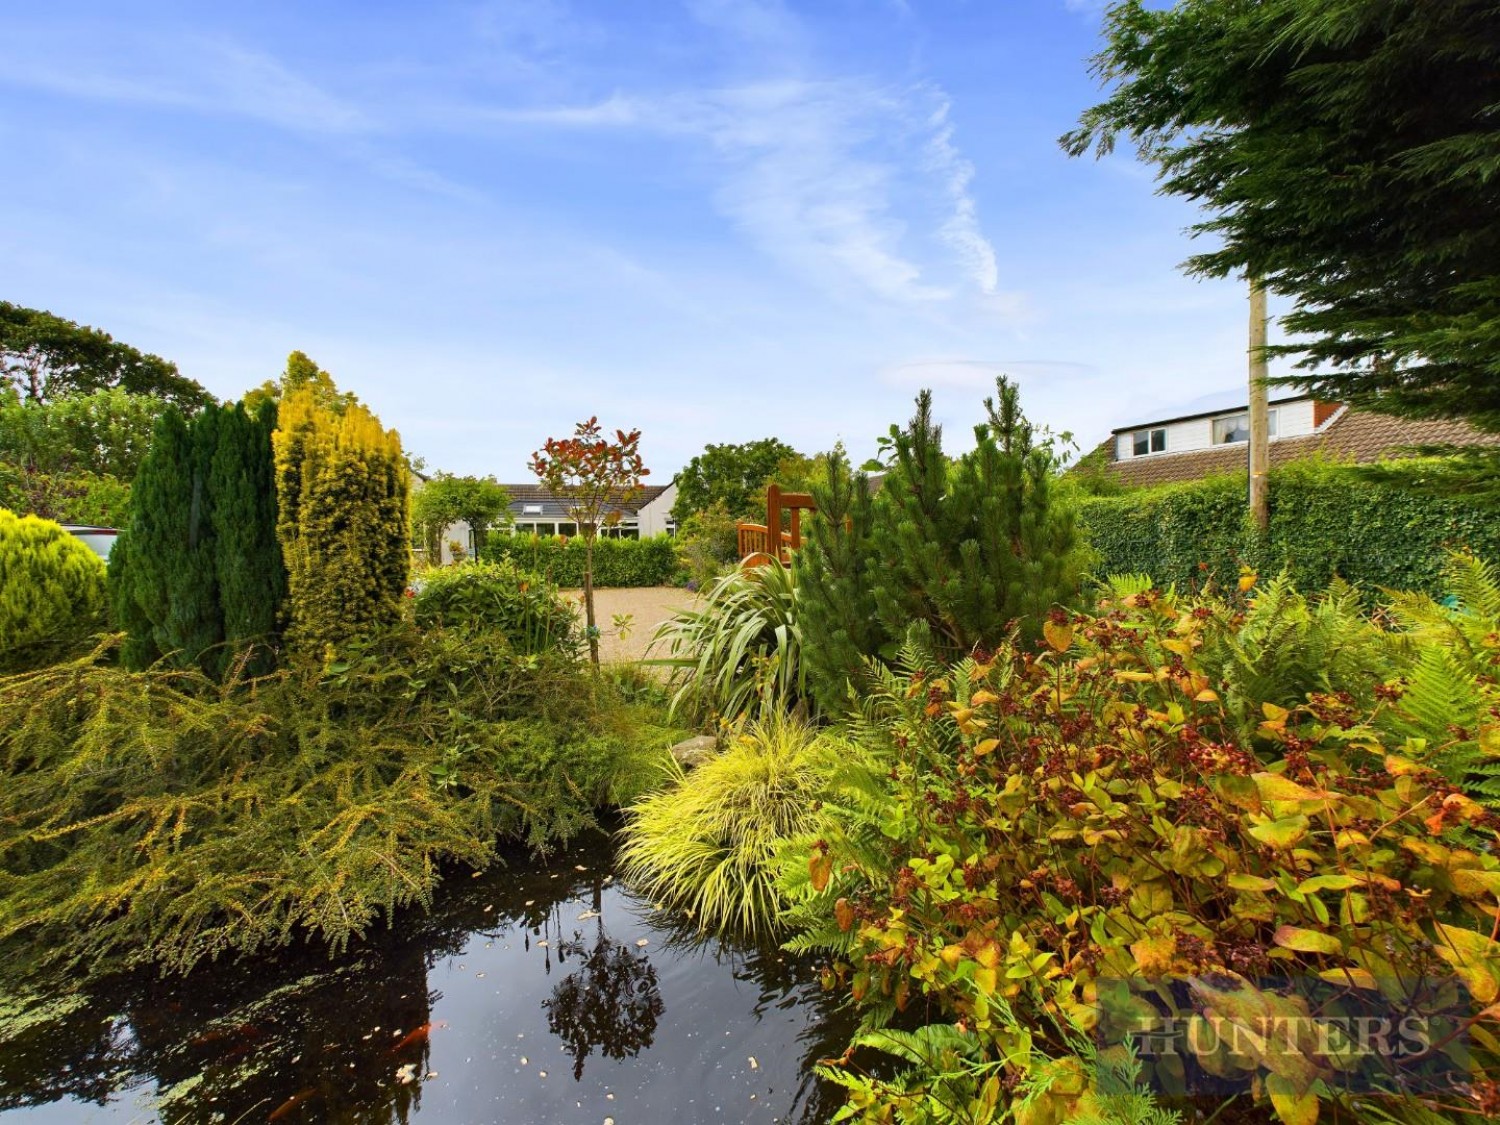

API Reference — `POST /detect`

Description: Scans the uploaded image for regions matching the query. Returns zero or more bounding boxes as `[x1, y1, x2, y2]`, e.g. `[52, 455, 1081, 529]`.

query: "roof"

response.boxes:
[1091, 408, 1500, 490]
[1112, 392, 1309, 434]
[503, 483, 671, 519]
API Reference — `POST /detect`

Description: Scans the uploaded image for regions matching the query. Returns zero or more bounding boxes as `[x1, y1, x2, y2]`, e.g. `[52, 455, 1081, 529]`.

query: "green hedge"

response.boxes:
[482, 534, 678, 587]
[1079, 458, 1500, 597]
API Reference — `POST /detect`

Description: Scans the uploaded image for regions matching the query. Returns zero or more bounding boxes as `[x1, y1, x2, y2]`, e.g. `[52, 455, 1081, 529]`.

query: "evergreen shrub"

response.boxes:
[412, 559, 580, 657]
[0, 510, 106, 669]
[482, 533, 678, 588]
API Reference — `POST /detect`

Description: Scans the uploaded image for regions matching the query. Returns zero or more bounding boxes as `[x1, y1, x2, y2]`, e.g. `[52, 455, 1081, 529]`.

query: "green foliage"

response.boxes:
[784, 587, 1500, 1124]
[1065, 1, 1500, 431]
[110, 402, 286, 674]
[242, 349, 361, 415]
[0, 463, 132, 526]
[673, 500, 740, 588]
[109, 406, 223, 671]
[412, 559, 580, 657]
[0, 509, 106, 671]
[410, 473, 512, 560]
[1079, 458, 1500, 599]
[273, 380, 410, 656]
[483, 533, 678, 588]
[670, 437, 801, 524]
[618, 714, 843, 936]
[796, 378, 1087, 714]
[649, 559, 807, 722]
[0, 628, 680, 981]
[0, 301, 211, 408]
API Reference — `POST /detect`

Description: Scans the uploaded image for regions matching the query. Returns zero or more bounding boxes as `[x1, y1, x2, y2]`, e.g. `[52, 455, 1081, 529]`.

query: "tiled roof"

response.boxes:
[502, 483, 670, 517]
[1092, 408, 1500, 490]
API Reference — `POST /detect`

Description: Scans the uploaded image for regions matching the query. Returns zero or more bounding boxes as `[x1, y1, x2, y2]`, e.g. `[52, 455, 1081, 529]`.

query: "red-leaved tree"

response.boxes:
[530, 418, 648, 666]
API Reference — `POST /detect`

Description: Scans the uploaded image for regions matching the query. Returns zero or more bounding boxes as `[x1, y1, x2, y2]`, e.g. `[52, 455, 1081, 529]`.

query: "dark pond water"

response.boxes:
[0, 828, 857, 1124]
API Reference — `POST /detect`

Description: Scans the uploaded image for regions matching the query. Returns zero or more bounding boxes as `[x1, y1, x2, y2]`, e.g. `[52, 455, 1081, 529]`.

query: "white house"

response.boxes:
[431, 481, 678, 563]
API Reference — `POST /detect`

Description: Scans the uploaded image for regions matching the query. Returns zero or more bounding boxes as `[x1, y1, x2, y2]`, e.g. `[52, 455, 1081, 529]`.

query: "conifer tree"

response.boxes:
[210, 399, 285, 672]
[796, 378, 1086, 709]
[273, 383, 410, 655]
[792, 449, 882, 715]
[111, 406, 223, 670]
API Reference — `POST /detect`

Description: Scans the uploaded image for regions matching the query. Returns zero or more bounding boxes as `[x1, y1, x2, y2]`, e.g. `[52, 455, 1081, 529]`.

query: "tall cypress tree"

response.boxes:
[112, 406, 222, 670]
[210, 399, 285, 673]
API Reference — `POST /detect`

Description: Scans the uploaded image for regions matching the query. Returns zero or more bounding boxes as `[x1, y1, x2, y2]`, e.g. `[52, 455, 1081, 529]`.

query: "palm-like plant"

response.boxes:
[647, 559, 806, 722]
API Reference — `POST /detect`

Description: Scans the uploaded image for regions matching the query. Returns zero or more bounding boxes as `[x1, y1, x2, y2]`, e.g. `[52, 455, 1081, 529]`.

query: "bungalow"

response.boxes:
[1093, 392, 1500, 489]
[431, 481, 677, 563]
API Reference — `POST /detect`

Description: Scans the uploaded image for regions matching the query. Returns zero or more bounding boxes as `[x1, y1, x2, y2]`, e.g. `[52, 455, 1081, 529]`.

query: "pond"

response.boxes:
[0, 826, 857, 1124]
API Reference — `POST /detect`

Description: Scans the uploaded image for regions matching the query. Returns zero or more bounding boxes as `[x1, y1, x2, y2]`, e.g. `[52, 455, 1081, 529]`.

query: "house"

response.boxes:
[431, 481, 677, 563]
[1093, 392, 1500, 489]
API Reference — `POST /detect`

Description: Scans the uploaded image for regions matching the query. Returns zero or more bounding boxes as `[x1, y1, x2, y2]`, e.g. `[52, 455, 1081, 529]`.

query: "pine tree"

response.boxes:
[796, 378, 1086, 708]
[793, 449, 883, 715]
[210, 399, 285, 673]
[273, 384, 410, 655]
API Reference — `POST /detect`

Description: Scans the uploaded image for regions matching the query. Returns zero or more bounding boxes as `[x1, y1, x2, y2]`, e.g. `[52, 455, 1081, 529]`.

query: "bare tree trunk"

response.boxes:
[583, 532, 599, 667]
[1248, 278, 1270, 532]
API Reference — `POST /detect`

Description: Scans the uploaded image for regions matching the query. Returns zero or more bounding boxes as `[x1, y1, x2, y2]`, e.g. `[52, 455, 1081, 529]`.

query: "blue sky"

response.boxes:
[1, 0, 1278, 479]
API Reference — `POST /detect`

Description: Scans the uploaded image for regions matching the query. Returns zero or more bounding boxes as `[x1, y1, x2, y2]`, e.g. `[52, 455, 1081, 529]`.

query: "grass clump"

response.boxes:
[617, 713, 842, 936]
[0, 628, 679, 982]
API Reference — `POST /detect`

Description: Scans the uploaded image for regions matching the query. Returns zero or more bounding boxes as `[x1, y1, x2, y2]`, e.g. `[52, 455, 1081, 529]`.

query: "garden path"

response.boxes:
[558, 585, 696, 664]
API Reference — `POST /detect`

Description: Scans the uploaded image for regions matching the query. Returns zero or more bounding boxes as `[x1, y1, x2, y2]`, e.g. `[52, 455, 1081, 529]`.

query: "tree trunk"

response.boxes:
[583, 532, 599, 667]
[1248, 278, 1271, 532]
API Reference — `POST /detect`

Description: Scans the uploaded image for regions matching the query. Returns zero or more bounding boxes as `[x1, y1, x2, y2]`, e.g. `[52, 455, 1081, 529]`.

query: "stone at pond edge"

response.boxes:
[669, 735, 718, 769]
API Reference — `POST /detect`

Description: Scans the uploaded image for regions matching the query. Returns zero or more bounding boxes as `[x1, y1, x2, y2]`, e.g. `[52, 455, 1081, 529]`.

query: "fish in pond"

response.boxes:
[388, 1020, 447, 1054]
[267, 1087, 320, 1121]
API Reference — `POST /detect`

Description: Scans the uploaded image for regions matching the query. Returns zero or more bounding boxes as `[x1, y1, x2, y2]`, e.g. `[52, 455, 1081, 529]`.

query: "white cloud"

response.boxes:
[925, 93, 1001, 296]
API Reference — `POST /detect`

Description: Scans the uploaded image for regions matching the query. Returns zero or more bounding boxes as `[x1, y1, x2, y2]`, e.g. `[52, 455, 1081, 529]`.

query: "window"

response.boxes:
[522, 503, 543, 516]
[1214, 410, 1277, 445]
[1131, 428, 1167, 456]
[1214, 414, 1249, 444]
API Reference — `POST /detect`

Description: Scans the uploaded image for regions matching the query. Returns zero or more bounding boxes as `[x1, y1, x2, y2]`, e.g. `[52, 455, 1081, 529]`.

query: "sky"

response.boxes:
[0, 0, 1283, 480]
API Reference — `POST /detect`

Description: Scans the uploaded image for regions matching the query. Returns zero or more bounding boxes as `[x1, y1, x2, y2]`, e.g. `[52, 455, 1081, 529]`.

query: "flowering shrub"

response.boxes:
[785, 582, 1500, 1124]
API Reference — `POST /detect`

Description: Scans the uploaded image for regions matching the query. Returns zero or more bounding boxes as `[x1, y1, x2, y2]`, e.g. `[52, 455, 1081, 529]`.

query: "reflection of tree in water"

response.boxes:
[543, 925, 665, 1080]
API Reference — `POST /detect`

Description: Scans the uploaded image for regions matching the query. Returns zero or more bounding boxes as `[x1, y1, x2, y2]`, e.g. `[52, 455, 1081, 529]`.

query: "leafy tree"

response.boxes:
[0, 301, 211, 408]
[1064, 0, 1500, 430]
[670, 438, 799, 524]
[795, 379, 1087, 712]
[410, 473, 512, 562]
[530, 418, 649, 666]
[273, 383, 410, 655]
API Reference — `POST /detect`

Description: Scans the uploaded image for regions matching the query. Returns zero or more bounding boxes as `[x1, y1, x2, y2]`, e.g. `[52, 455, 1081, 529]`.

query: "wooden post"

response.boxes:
[766, 484, 782, 561]
[1248, 278, 1270, 532]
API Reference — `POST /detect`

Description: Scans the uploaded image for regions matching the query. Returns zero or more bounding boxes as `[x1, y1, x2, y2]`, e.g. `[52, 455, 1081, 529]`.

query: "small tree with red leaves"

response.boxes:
[530, 418, 649, 666]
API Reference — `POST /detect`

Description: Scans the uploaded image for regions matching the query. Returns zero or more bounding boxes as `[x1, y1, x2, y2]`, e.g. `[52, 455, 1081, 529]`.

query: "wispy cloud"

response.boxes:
[924, 92, 1001, 296]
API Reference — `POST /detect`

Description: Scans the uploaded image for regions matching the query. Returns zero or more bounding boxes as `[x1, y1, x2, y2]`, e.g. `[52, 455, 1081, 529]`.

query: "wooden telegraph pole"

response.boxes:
[1248, 278, 1270, 531]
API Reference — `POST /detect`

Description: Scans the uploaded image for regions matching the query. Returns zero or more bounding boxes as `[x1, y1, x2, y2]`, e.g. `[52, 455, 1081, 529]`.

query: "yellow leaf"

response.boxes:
[1238, 570, 1259, 593]
[1433, 923, 1500, 1004]
[973, 738, 1000, 757]
[1272, 925, 1342, 955]
[1043, 620, 1074, 653]
[1195, 688, 1220, 703]
[1261, 702, 1290, 723]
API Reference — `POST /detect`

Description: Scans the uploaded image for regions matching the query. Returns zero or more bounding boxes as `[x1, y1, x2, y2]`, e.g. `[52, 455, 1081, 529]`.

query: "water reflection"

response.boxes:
[0, 830, 856, 1124]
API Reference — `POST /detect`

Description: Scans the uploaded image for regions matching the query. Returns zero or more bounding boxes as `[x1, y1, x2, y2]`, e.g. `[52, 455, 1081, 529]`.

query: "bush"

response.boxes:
[412, 559, 580, 657]
[1080, 458, 1500, 598]
[483, 533, 678, 588]
[0, 509, 106, 670]
[782, 583, 1500, 1124]
[674, 501, 740, 588]
[618, 714, 844, 936]
[0, 627, 681, 981]
[649, 559, 806, 722]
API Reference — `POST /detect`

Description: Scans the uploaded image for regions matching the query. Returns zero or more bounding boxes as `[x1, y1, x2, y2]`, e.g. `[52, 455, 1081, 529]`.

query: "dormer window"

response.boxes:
[1131, 428, 1166, 456]
[522, 503, 543, 515]
[1213, 409, 1277, 445]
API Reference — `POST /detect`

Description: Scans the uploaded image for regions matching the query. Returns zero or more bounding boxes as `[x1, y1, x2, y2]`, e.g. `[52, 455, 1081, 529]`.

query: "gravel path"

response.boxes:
[559, 586, 698, 665]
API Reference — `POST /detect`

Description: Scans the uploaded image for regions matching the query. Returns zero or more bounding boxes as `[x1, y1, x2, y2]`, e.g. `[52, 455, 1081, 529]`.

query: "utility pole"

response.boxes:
[1248, 278, 1270, 531]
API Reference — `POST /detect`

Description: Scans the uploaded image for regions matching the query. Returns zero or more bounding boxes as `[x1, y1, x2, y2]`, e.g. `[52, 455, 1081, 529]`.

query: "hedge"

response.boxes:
[1078, 458, 1500, 597]
[482, 533, 678, 588]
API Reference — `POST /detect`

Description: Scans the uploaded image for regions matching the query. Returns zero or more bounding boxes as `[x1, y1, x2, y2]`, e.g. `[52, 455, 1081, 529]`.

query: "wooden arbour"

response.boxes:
[736, 484, 817, 566]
